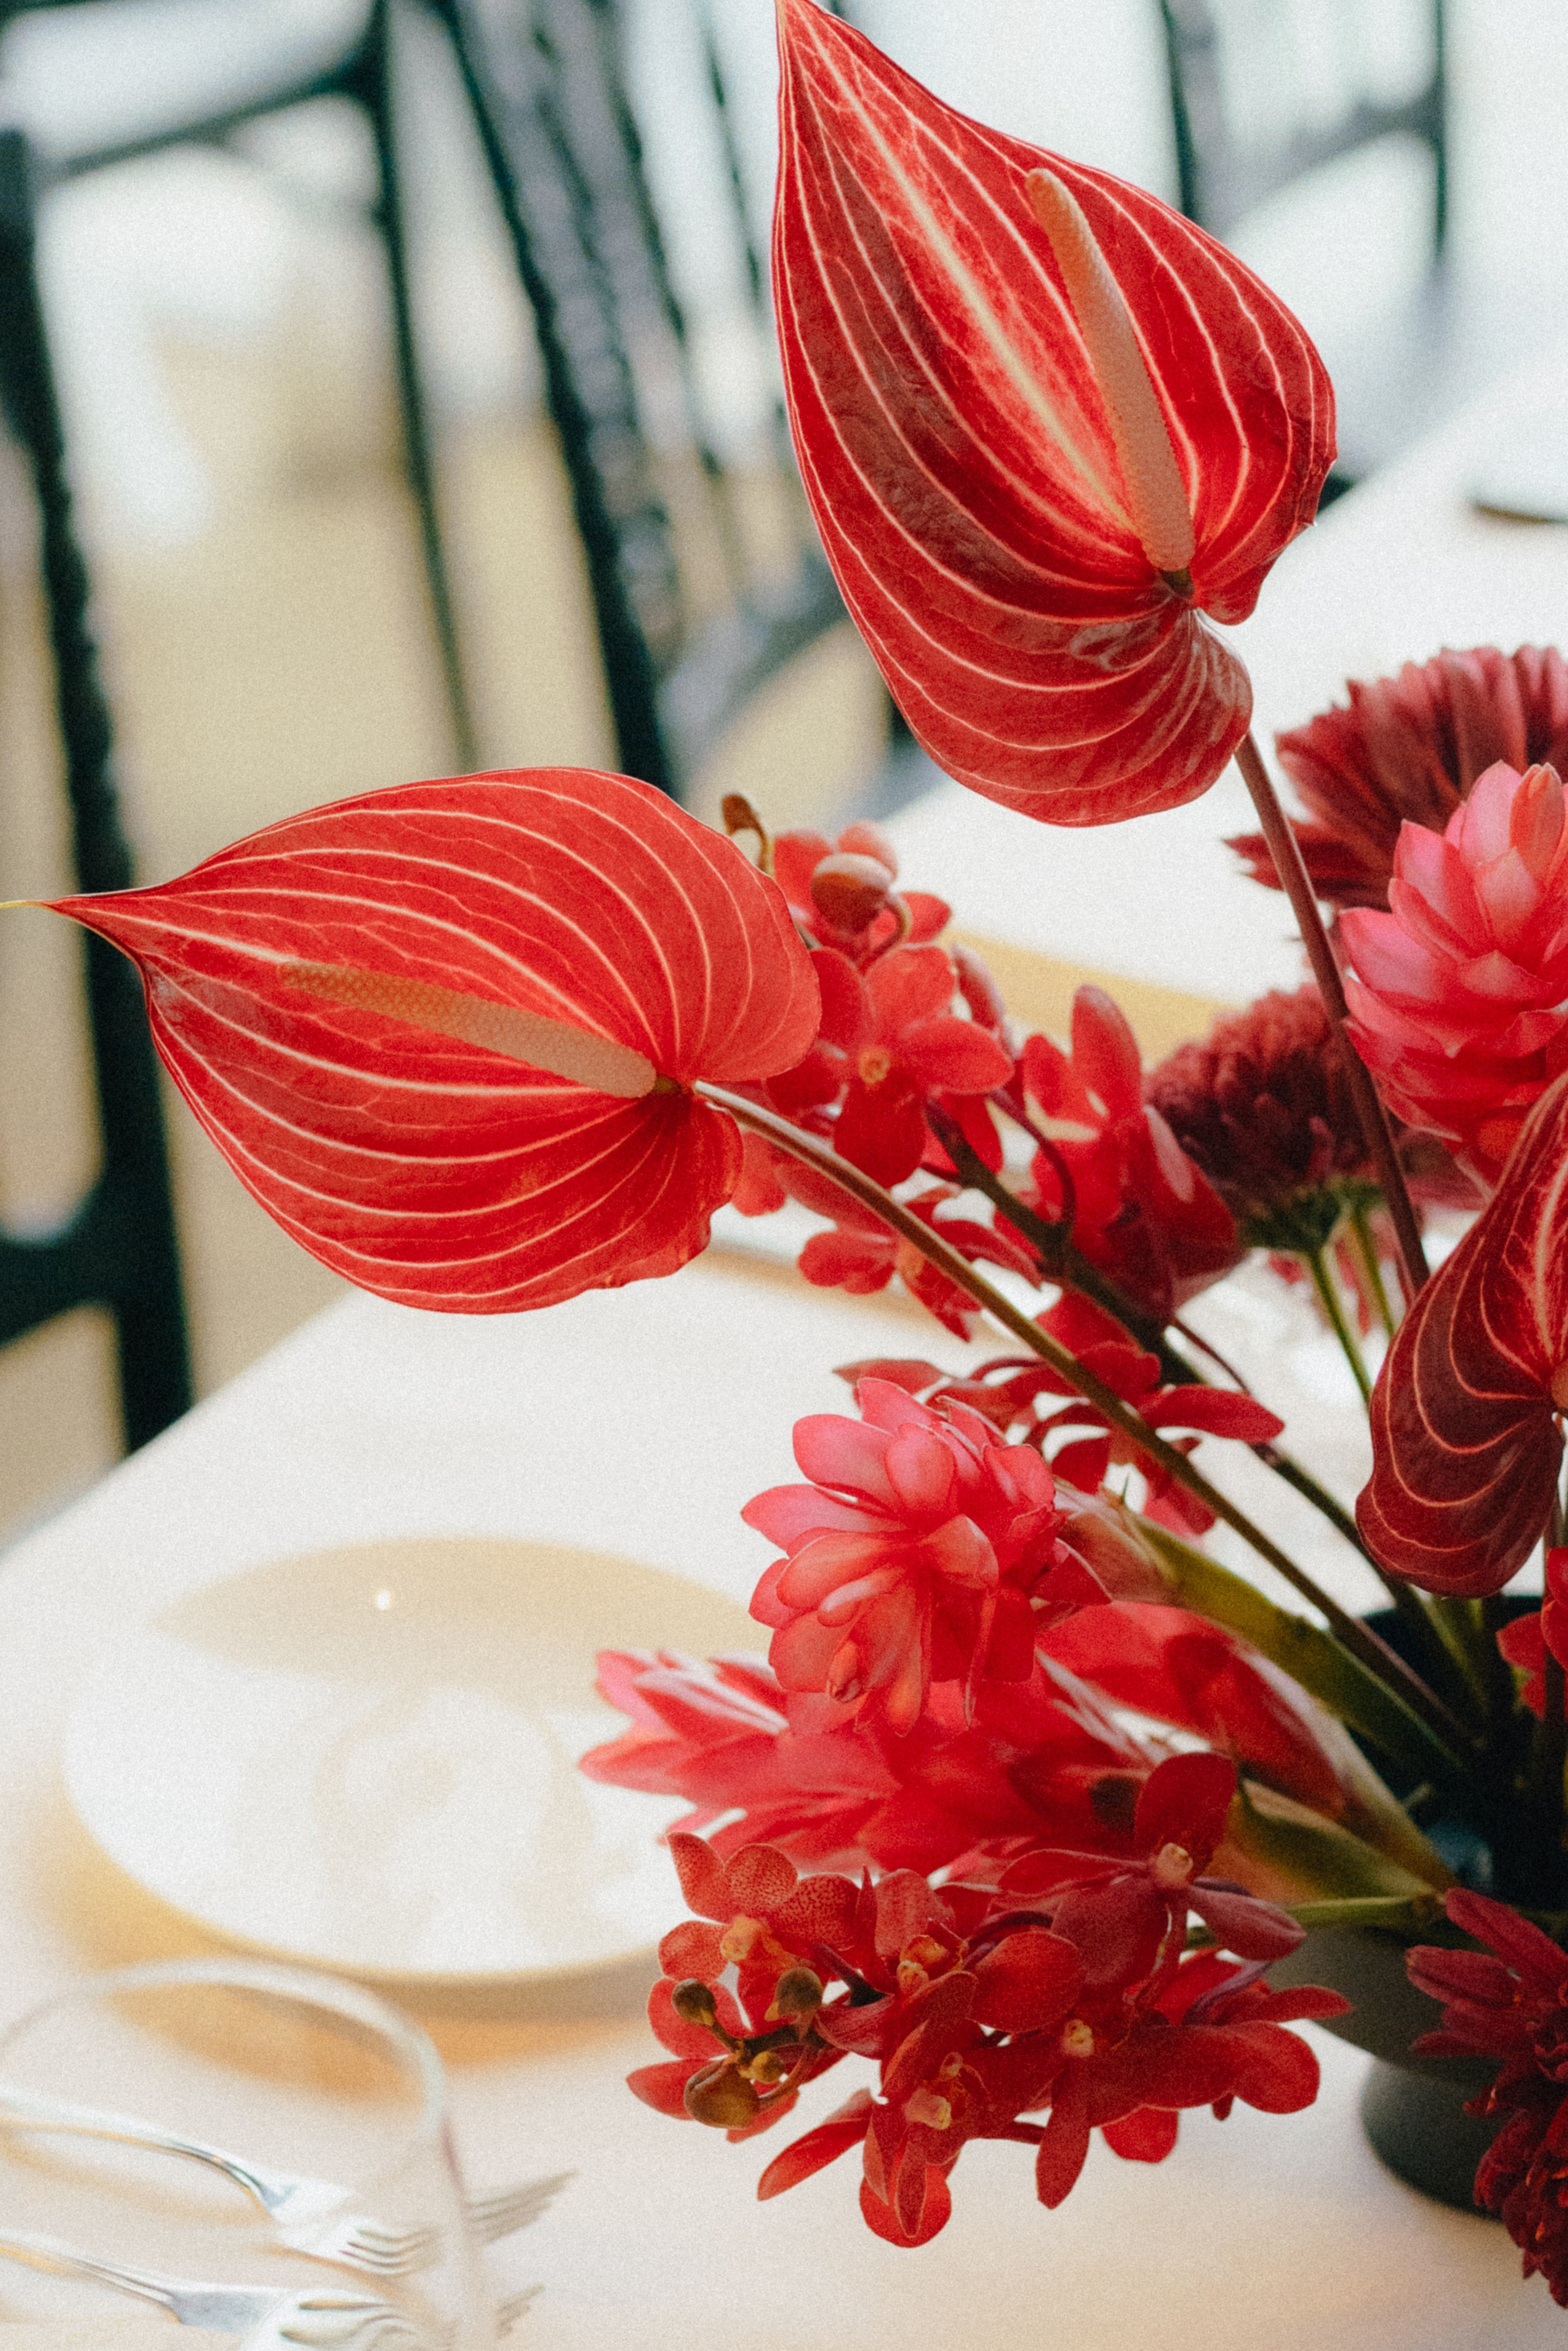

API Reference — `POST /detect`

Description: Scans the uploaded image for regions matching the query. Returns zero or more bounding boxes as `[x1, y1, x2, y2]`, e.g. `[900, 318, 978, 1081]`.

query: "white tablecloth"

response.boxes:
[0, 1261, 1550, 2347]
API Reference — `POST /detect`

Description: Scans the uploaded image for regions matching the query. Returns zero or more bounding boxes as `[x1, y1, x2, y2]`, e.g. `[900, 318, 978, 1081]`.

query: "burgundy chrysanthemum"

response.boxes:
[1408, 1889, 1568, 2303]
[1144, 987, 1371, 1240]
[1230, 646, 1568, 911]
[1146, 985, 1474, 1241]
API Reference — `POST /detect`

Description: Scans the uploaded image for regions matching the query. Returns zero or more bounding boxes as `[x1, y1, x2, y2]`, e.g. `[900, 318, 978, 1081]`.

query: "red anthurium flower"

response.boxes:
[1357, 1064, 1568, 1593]
[773, 0, 1333, 824]
[45, 770, 819, 1313]
[1497, 1549, 1568, 1717]
[744, 1377, 1125, 1733]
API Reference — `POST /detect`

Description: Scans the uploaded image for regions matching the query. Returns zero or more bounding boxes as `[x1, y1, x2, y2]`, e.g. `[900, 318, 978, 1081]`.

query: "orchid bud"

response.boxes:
[683, 2058, 761, 2129]
[671, 1979, 723, 2035]
[809, 852, 895, 935]
[769, 1967, 824, 2023]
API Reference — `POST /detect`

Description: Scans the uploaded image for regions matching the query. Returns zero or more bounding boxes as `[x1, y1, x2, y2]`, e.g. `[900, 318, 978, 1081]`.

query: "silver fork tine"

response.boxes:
[0, 2080, 562, 2280]
[435, 2286, 540, 2348]
[467, 2175, 574, 2244]
[0, 2231, 424, 2351]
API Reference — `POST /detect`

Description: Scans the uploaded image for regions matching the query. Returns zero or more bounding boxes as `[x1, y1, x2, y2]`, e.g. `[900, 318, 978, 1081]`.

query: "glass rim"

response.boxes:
[0, 1956, 448, 2152]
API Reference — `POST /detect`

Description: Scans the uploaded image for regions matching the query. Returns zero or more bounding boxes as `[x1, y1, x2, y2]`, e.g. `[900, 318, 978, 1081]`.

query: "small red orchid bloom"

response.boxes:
[655, 1831, 859, 2009]
[1006, 1300, 1284, 1536]
[1017, 990, 1239, 1323]
[811, 942, 1014, 1188]
[44, 770, 819, 1313]
[1000, 1750, 1304, 1987]
[773, 0, 1333, 825]
[1035, 1948, 1348, 2202]
[792, 1178, 1038, 1339]
[1357, 1064, 1568, 1593]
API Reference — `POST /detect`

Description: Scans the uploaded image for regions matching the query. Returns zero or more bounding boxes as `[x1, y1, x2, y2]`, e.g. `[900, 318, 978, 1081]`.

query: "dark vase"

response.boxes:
[1269, 1926, 1500, 2211]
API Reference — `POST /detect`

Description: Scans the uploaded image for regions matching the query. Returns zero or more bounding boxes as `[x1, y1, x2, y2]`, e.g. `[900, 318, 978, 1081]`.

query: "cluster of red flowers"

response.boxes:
[34, 0, 1568, 2306]
[628, 1757, 1345, 2246]
[731, 825, 1241, 1343]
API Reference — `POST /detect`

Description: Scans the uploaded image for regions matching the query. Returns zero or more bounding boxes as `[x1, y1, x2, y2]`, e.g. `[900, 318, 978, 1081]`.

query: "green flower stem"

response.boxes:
[1235, 730, 1429, 1300]
[1135, 1517, 1467, 1794]
[1302, 1243, 1373, 1407]
[1346, 1195, 1398, 1341]
[1286, 1895, 1445, 1932]
[702, 1084, 1471, 1760]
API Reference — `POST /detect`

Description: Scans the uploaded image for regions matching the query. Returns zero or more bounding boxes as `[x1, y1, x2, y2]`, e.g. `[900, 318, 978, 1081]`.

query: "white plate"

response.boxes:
[63, 1534, 756, 1984]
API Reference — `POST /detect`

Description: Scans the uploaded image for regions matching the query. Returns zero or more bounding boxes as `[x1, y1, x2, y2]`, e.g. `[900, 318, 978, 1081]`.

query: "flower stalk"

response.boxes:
[1233, 731, 1428, 1299]
[1302, 1243, 1373, 1407]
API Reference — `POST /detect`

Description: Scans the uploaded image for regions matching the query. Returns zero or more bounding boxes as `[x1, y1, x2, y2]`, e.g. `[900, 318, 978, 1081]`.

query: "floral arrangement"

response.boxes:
[28, 0, 1568, 2308]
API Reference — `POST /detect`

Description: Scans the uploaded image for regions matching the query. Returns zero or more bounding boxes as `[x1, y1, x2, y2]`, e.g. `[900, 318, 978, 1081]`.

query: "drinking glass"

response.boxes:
[0, 1957, 492, 2350]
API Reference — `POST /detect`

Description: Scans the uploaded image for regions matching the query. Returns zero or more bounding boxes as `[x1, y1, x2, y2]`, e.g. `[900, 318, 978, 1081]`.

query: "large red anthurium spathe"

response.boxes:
[45, 769, 820, 1313]
[1357, 1066, 1568, 1595]
[773, 0, 1335, 825]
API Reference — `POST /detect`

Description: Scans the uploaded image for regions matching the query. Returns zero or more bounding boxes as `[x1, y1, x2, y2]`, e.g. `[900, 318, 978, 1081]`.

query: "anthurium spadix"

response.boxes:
[45, 770, 820, 1312]
[773, 0, 1335, 824]
[1357, 1066, 1568, 1595]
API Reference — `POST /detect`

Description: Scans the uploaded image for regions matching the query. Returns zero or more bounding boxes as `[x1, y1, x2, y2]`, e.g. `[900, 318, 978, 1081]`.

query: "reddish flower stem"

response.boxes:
[935, 1099, 1469, 1714]
[1235, 730, 1428, 1301]
[700, 1082, 1469, 1758]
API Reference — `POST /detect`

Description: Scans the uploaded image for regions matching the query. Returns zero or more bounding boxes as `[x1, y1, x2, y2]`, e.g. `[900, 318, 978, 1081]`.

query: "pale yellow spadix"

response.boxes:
[282, 963, 659, 1098]
[1024, 168, 1196, 581]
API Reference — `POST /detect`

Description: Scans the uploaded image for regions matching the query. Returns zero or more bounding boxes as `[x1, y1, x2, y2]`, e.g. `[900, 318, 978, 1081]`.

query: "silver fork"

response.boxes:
[0, 2085, 570, 2275]
[0, 2228, 424, 2348]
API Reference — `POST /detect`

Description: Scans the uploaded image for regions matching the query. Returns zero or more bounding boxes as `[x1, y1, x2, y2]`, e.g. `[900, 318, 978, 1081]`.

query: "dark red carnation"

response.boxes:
[1408, 1889, 1568, 2304]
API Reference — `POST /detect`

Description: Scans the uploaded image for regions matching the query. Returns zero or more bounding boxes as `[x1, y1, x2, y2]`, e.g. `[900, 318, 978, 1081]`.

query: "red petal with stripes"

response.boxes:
[773, 0, 1334, 824]
[50, 768, 819, 1313]
[1357, 1068, 1568, 1592]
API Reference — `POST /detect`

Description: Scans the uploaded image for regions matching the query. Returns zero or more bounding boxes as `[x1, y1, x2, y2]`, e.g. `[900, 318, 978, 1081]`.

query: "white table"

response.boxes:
[0, 1258, 1551, 2348]
[6, 361, 1568, 2341]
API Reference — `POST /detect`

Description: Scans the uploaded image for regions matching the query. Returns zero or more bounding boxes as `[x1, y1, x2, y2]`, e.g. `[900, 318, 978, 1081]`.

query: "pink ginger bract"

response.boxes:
[1342, 760, 1568, 1183]
[743, 1379, 1116, 1734]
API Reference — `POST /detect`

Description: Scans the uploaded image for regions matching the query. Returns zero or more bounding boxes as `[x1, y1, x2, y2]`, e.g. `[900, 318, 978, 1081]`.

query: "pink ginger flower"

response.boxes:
[743, 1379, 1119, 1734]
[1342, 759, 1568, 1184]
